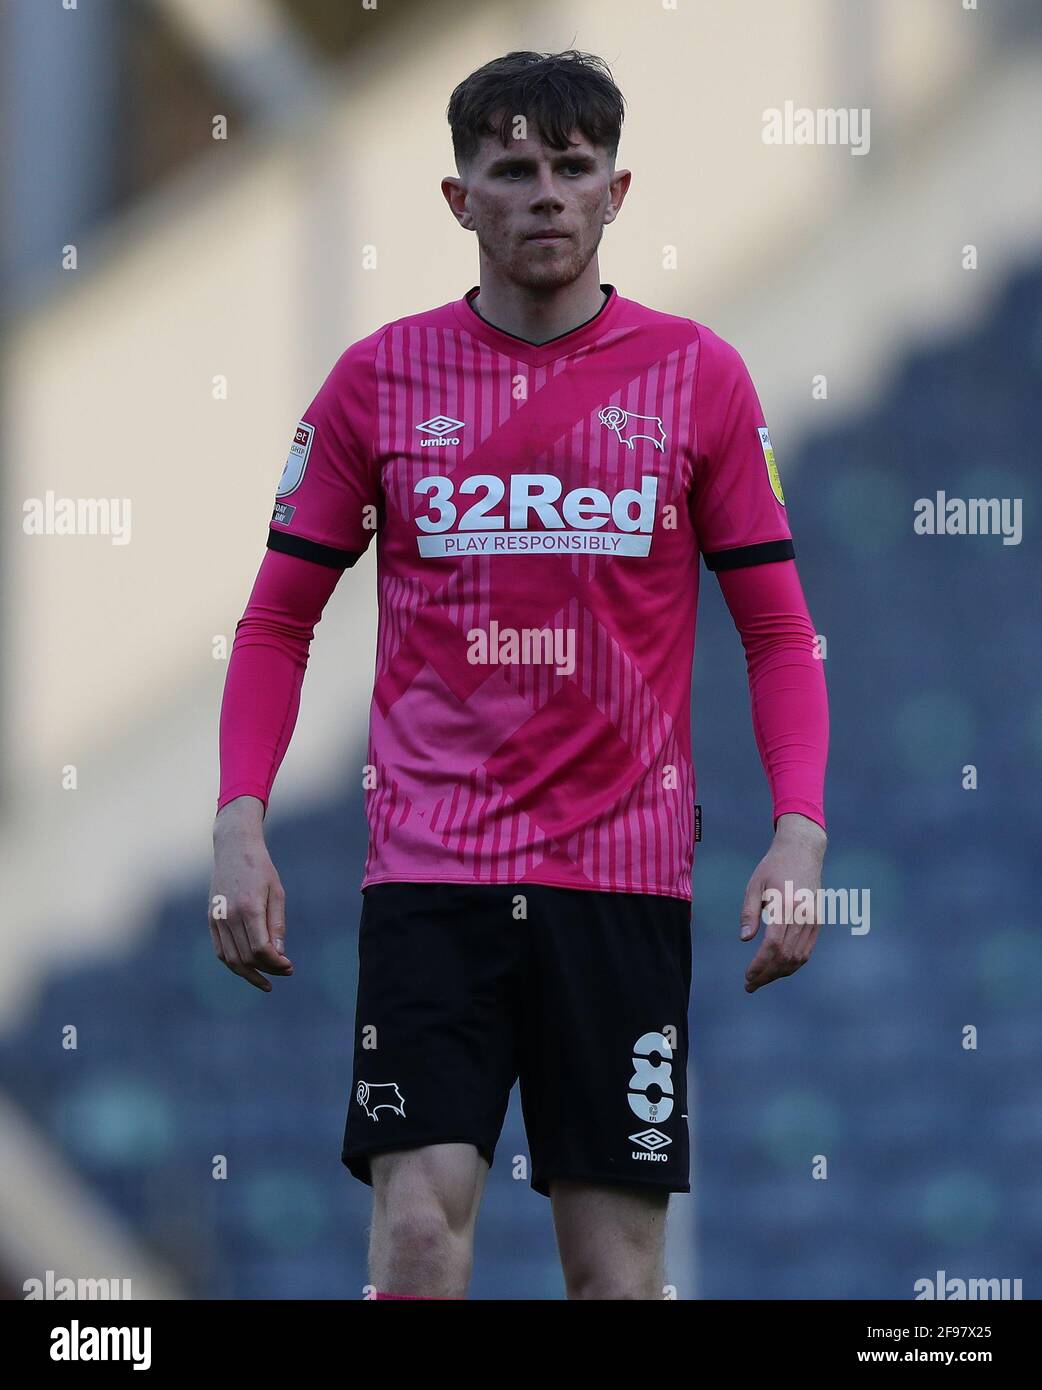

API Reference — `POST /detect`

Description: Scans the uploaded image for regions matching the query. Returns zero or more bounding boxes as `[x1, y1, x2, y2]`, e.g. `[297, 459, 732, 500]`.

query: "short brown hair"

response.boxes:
[447, 50, 625, 169]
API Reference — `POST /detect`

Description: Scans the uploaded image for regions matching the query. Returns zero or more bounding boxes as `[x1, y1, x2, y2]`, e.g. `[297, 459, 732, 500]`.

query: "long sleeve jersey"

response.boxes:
[218, 286, 829, 899]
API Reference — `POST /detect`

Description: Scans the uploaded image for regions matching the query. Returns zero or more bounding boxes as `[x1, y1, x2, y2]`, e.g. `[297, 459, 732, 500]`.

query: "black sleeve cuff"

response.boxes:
[703, 539, 795, 572]
[267, 528, 361, 570]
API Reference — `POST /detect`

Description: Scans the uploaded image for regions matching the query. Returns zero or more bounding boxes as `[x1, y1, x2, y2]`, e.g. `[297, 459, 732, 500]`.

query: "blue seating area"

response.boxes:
[2, 261, 1039, 1299]
[692, 258, 1041, 1298]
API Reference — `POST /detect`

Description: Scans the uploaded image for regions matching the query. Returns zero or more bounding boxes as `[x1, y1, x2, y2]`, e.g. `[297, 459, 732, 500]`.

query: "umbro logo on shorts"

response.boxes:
[416, 415, 465, 446]
[630, 1128, 671, 1161]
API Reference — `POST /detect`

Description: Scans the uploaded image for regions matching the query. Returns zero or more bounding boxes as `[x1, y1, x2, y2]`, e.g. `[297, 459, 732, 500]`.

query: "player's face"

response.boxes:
[450, 128, 627, 291]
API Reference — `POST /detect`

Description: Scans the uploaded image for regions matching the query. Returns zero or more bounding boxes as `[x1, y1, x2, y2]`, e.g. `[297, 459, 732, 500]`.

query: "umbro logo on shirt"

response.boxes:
[416, 415, 465, 446]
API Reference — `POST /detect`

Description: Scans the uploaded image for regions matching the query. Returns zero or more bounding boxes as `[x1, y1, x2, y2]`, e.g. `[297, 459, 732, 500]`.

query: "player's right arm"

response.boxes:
[208, 331, 383, 990]
[211, 791, 291, 993]
[209, 548, 345, 989]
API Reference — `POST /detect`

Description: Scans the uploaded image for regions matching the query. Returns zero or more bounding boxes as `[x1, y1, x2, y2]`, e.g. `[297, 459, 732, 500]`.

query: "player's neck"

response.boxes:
[470, 267, 607, 345]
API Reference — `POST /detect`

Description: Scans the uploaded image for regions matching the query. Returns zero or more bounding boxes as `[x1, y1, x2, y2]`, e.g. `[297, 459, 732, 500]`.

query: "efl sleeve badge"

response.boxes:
[758, 426, 785, 505]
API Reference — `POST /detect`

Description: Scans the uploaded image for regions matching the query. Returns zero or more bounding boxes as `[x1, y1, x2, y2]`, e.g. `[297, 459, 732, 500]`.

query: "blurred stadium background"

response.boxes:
[2, 0, 1040, 1300]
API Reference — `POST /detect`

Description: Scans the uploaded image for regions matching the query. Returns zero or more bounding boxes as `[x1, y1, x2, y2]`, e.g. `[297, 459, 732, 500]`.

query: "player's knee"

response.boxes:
[377, 1196, 465, 1272]
[563, 1238, 664, 1301]
[565, 1261, 664, 1300]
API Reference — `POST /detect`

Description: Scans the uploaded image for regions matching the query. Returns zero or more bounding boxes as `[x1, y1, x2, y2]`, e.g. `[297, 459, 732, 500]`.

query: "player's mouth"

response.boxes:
[525, 229, 571, 245]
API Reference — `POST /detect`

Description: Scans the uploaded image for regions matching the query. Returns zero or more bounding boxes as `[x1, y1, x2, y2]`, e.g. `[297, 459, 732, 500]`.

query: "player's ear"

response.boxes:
[441, 175, 474, 230]
[603, 168, 631, 226]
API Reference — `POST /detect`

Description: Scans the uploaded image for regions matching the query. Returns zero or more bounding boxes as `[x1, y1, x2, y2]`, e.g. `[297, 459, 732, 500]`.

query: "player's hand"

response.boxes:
[739, 813, 826, 993]
[209, 796, 294, 991]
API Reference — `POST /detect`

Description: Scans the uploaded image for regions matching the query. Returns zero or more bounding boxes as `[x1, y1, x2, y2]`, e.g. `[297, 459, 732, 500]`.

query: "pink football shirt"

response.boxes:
[264, 285, 796, 899]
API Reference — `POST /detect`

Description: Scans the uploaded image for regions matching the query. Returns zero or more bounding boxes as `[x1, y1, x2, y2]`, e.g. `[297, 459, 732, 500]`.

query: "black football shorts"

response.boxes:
[341, 881, 692, 1197]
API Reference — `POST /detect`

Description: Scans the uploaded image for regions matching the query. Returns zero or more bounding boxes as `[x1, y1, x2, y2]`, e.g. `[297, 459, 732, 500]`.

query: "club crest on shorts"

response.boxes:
[356, 1081, 406, 1122]
[276, 421, 314, 498]
[758, 426, 785, 505]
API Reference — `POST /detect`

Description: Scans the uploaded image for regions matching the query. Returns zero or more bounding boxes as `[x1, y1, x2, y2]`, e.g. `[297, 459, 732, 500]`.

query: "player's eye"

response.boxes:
[498, 162, 587, 179]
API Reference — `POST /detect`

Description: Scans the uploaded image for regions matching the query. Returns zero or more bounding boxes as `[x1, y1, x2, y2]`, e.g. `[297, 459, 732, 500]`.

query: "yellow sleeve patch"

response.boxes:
[758, 427, 785, 505]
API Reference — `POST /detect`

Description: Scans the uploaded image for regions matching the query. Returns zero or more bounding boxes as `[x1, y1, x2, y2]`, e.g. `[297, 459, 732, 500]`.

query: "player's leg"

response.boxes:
[517, 885, 692, 1300]
[368, 1142, 488, 1297]
[550, 1180, 669, 1299]
[341, 883, 522, 1298]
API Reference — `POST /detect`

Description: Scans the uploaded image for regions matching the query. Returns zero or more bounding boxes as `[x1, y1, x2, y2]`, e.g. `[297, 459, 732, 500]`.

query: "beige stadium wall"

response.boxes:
[3, 0, 1031, 1025]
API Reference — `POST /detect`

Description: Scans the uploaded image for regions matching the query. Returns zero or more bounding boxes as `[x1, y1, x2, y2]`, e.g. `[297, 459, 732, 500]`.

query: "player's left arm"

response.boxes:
[715, 560, 828, 992]
[689, 324, 829, 991]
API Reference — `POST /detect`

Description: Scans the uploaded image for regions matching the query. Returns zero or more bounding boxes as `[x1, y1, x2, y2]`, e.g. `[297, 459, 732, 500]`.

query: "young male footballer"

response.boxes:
[211, 50, 829, 1300]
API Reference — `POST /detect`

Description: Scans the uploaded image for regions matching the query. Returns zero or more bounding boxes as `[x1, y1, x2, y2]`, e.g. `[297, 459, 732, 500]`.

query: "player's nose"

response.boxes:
[528, 170, 565, 209]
